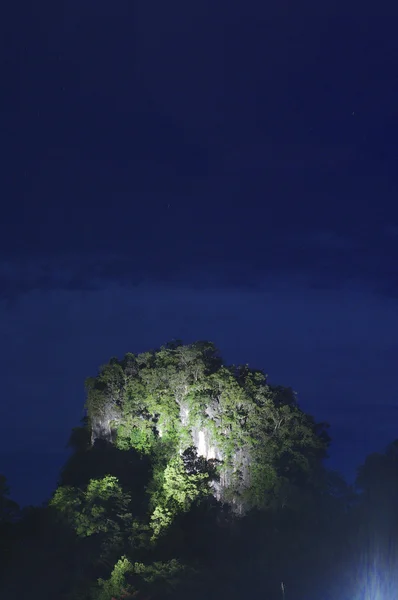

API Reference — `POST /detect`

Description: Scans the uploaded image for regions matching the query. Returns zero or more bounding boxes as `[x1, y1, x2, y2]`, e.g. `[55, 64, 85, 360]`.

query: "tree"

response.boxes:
[51, 475, 132, 543]
[85, 341, 330, 514]
[3, 340, 350, 600]
[0, 475, 19, 573]
[149, 452, 211, 540]
[0, 475, 18, 523]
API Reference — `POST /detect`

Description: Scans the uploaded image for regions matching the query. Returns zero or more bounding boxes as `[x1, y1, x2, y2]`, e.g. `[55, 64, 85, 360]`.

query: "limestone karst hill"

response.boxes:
[85, 340, 329, 514]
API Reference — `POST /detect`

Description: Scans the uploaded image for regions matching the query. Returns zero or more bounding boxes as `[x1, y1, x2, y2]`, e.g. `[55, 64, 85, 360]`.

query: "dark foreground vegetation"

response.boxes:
[1, 341, 397, 599]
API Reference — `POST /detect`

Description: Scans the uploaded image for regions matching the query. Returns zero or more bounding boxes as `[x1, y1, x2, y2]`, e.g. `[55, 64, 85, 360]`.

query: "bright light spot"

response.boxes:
[198, 430, 206, 457]
[197, 430, 216, 459]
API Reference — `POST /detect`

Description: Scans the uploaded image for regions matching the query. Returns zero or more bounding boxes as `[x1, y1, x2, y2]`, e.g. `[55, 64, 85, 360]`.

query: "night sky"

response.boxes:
[2, 2, 398, 506]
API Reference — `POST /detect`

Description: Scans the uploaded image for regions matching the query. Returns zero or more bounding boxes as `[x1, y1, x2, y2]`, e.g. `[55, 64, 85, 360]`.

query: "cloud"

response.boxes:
[0, 227, 393, 308]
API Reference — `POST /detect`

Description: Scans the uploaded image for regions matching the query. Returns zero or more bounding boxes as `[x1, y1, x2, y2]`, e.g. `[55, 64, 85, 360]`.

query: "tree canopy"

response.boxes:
[1, 340, 398, 600]
[85, 340, 330, 516]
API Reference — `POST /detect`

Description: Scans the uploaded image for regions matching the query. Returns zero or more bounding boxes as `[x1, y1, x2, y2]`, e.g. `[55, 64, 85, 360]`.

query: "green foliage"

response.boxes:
[85, 341, 329, 515]
[51, 475, 132, 539]
[163, 455, 209, 506]
[150, 505, 175, 540]
[115, 417, 157, 454]
[85, 360, 126, 419]
[95, 556, 186, 600]
[4, 340, 378, 600]
[96, 556, 134, 600]
[41, 340, 333, 598]
[133, 558, 184, 583]
[150, 454, 210, 540]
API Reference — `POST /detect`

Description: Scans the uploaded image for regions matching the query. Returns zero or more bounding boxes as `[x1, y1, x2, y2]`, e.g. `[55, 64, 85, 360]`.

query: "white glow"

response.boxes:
[197, 430, 216, 459]
[198, 430, 206, 457]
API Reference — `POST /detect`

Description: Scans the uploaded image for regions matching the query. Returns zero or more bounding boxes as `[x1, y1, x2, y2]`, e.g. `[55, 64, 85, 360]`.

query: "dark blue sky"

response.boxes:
[2, 2, 398, 505]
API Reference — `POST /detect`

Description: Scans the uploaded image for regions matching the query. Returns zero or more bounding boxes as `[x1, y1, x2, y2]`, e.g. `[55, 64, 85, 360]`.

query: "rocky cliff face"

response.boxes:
[86, 343, 329, 517]
[188, 410, 250, 514]
[91, 399, 251, 514]
[90, 405, 120, 444]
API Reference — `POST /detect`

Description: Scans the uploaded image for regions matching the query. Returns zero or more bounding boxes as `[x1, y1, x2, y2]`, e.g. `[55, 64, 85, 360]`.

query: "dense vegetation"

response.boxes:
[85, 341, 330, 517]
[1, 340, 398, 599]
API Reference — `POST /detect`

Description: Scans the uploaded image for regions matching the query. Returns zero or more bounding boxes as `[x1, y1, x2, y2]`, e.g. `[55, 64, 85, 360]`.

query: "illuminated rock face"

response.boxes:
[90, 405, 120, 444]
[198, 430, 216, 460]
[190, 424, 250, 514]
[91, 401, 251, 514]
[179, 403, 250, 514]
